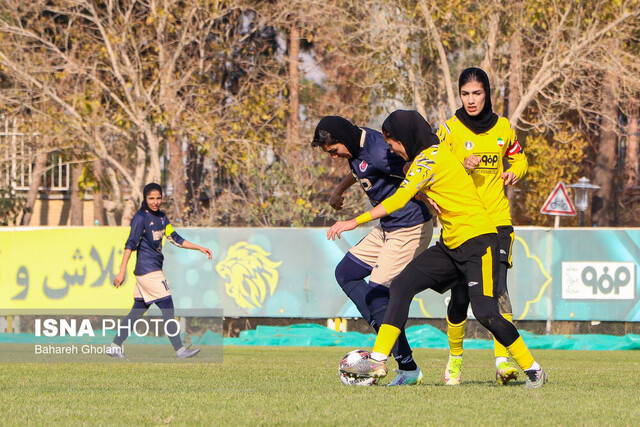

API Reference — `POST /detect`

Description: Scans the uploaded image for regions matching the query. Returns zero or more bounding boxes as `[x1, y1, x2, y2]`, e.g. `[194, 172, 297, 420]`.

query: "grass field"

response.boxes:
[1, 346, 639, 425]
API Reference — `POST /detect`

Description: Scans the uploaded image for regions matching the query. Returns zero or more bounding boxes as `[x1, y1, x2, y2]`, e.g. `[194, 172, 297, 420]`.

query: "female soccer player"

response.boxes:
[329, 110, 546, 389]
[108, 183, 213, 359]
[436, 67, 528, 386]
[312, 116, 433, 386]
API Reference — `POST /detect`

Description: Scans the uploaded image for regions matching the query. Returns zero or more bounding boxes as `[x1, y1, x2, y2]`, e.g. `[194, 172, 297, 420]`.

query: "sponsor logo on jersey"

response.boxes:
[464, 140, 474, 150]
[497, 138, 504, 147]
[468, 281, 478, 287]
[359, 160, 368, 172]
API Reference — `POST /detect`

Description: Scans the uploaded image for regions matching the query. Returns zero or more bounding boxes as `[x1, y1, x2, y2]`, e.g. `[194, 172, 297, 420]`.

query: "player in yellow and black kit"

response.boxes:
[437, 67, 528, 386]
[328, 110, 546, 388]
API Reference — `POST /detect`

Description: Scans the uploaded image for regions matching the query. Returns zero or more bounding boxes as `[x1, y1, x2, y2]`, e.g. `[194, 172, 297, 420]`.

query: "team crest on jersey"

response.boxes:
[497, 138, 505, 147]
[464, 141, 474, 150]
[359, 160, 368, 172]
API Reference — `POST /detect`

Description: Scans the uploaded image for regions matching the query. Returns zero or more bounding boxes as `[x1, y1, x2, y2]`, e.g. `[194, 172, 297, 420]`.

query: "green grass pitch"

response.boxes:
[1, 346, 639, 425]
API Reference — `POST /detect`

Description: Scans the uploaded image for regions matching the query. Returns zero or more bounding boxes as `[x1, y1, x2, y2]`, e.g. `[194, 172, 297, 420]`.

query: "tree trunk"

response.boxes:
[505, 27, 522, 218]
[169, 133, 185, 223]
[592, 72, 619, 226]
[624, 102, 638, 188]
[418, 0, 457, 115]
[69, 158, 84, 226]
[287, 23, 300, 148]
[92, 158, 106, 226]
[20, 151, 49, 226]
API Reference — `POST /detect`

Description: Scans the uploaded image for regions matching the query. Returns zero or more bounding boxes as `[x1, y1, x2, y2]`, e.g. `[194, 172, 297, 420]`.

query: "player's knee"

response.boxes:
[334, 255, 368, 287]
[470, 301, 499, 327]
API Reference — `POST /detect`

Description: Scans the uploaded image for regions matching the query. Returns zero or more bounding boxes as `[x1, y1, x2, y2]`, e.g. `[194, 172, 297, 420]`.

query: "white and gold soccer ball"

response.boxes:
[338, 349, 379, 386]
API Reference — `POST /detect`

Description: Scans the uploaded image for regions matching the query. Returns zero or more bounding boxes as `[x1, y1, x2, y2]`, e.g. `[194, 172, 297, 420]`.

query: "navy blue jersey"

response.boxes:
[124, 209, 185, 275]
[349, 128, 432, 231]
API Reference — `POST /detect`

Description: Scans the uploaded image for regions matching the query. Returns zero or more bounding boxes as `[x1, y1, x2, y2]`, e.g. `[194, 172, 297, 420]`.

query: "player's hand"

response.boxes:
[403, 162, 411, 174]
[113, 271, 125, 288]
[464, 154, 480, 172]
[327, 219, 358, 240]
[200, 247, 213, 260]
[501, 171, 518, 185]
[329, 191, 345, 210]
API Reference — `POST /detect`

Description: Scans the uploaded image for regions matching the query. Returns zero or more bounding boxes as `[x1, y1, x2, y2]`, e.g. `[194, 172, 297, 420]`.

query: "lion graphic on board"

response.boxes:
[215, 241, 282, 309]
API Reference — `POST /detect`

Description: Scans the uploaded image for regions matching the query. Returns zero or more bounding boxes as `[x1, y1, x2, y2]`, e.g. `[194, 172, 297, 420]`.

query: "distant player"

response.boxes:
[436, 67, 528, 386]
[329, 110, 547, 389]
[108, 183, 213, 359]
[312, 116, 433, 386]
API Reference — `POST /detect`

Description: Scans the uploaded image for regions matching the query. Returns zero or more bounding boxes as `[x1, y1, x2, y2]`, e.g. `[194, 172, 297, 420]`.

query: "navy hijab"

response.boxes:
[141, 182, 163, 215]
[313, 116, 362, 158]
[381, 110, 439, 161]
[454, 67, 499, 134]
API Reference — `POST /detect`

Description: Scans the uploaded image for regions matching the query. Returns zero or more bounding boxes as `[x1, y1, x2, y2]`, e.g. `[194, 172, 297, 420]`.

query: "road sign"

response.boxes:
[540, 182, 576, 216]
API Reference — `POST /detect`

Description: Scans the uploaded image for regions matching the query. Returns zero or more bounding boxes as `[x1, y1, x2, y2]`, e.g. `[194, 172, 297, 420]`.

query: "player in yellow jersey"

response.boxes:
[436, 67, 528, 386]
[329, 110, 546, 388]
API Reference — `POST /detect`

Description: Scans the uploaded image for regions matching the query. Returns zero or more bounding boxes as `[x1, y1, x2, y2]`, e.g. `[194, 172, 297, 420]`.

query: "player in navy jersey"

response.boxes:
[108, 183, 213, 359]
[312, 116, 433, 386]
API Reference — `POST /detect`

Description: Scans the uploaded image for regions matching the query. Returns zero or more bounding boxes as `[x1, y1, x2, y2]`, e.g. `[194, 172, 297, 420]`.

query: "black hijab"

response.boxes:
[141, 182, 163, 214]
[381, 110, 439, 161]
[313, 116, 362, 158]
[454, 67, 499, 134]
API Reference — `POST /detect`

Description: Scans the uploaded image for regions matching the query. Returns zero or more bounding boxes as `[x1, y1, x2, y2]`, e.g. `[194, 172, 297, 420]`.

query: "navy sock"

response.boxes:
[335, 254, 373, 324]
[114, 298, 149, 346]
[156, 297, 183, 351]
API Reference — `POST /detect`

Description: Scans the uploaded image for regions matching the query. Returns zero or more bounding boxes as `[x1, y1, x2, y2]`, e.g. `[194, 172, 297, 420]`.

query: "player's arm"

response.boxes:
[113, 249, 132, 288]
[114, 214, 145, 287]
[501, 126, 528, 185]
[180, 240, 213, 259]
[327, 161, 427, 240]
[165, 222, 213, 259]
[329, 173, 357, 210]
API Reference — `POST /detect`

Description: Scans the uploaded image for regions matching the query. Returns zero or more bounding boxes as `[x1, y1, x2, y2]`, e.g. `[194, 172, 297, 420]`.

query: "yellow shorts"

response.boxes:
[349, 222, 433, 287]
[133, 270, 171, 303]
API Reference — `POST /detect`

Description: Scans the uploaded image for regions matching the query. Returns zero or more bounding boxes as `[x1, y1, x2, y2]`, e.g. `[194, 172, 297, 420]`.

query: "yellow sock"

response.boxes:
[507, 336, 535, 371]
[372, 324, 401, 357]
[447, 317, 466, 357]
[493, 313, 513, 359]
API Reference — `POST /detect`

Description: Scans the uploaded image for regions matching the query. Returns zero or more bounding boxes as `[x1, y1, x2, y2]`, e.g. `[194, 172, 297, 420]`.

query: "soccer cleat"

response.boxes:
[496, 361, 519, 385]
[387, 367, 423, 386]
[524, 369, 547, 389]
[176, 345, 201, 359]
[107, 342, 126, 358]
[443, 354, 462, 386]
[340, 356, 388, 379]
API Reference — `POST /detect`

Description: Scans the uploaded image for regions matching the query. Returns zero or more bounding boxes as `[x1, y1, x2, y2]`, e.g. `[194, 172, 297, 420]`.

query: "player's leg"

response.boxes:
[334, 253, 373, 325]
[340, 228, 384, 327]
[459, 234, 547, 388]
[109, 297, 150, 357]
[444, 284, 468, 385]
[154, 296, 199, 358]
[494, 225, 518, 384]
[366, 223, 432, 386]
[341, 244, 457, 379]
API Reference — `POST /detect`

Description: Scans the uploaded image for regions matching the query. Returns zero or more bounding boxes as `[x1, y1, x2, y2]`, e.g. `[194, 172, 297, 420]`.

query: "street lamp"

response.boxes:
[568, 177, 600, 226]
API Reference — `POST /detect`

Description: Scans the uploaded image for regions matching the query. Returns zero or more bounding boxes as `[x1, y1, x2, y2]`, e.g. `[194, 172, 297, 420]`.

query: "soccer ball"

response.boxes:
[338, 349, 378, 386]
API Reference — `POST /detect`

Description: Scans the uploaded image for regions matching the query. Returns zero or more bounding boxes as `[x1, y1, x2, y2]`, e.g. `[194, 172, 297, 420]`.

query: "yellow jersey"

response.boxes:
[437, 117, 528, 227]
[380, 145, 496, 249]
